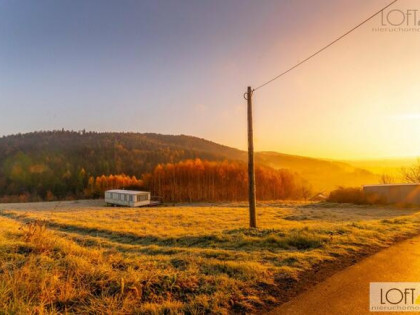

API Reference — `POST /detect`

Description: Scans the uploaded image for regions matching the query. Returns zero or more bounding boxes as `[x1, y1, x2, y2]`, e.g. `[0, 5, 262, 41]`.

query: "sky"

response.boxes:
[0, 0, 419, 159]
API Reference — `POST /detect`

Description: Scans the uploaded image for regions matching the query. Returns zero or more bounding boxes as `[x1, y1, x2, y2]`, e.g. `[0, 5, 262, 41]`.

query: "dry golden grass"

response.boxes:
[1, 200, 420, 314]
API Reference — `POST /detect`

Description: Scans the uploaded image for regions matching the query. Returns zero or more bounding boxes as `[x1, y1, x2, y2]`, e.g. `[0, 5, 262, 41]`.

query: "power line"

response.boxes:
[253, 0, 398, 92]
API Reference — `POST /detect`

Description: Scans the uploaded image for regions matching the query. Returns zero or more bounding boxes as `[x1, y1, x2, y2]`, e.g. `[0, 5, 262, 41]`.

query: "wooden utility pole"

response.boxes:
[246, 86, 257, 228]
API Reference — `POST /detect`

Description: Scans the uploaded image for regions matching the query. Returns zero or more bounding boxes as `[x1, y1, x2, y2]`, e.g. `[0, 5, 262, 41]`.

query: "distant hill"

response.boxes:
[255, 152, 379, 192]
[343, 157, 419, 177]
[0, 130, 245, 175]
[0, 131, 379, 199]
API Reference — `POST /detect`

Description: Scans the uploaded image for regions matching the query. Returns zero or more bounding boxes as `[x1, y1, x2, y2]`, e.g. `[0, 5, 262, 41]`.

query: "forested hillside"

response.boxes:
[0, 131, 378, 202]
[0, 131, 245, 201]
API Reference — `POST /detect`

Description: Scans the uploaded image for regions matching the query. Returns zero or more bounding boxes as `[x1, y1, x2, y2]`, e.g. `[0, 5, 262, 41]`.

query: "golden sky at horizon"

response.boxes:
[232, 0, 420, 160]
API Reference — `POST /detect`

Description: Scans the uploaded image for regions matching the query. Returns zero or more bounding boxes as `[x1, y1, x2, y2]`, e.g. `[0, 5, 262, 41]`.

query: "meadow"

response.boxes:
[1, 200, 420, 314]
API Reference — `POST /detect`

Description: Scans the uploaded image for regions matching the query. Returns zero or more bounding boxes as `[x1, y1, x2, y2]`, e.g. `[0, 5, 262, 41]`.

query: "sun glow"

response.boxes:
[392, 113, 420, 121]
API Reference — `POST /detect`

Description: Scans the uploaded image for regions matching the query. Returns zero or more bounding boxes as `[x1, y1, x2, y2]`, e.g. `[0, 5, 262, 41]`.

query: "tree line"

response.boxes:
[0, 158, 312, 203]
[142, 159, 311, 202]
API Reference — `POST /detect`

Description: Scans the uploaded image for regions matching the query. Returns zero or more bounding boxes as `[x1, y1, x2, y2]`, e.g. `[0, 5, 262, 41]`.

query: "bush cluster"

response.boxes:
[327, 187, 386, 205]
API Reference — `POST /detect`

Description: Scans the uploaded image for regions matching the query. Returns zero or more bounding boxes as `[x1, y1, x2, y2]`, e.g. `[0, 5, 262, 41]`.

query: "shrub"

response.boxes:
[327, 187, 386, 205]
[327, 187, 366, 204]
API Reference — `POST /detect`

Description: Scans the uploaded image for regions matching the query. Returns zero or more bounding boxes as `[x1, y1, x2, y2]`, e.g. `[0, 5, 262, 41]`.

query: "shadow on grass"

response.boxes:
[0, 211, 326, 253]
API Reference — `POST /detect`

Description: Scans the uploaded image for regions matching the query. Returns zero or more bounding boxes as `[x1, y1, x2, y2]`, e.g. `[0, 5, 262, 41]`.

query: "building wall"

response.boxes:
[363, 184, 420, 205]
[105, 192, 151, 207]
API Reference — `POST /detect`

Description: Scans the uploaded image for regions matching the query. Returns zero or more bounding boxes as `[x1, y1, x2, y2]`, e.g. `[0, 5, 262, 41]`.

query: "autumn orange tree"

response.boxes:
[142, 159, 311, 202]
[84, 174, 143, 197]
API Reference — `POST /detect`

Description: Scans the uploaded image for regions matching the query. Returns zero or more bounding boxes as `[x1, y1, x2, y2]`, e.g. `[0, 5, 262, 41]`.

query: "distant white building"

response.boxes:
[363, 184, 420, 205]
[105, 189, 151, 207]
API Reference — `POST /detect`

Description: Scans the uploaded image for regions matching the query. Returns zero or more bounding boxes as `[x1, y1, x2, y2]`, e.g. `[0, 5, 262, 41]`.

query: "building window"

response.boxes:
[137, 194, 148, 202]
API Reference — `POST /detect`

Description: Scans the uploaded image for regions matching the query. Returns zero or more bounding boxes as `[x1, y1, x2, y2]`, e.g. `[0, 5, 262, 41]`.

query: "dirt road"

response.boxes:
[270, 235, 420, 315]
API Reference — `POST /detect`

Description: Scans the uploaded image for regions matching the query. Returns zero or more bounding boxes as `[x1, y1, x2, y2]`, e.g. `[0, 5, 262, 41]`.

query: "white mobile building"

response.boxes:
[105, 190, 151, 207]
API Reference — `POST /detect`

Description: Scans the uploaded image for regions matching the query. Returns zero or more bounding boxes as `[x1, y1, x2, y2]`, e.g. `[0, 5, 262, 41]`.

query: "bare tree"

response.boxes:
[300, 184, 313, 201]
[401, 159, 420, 183]
[380, 173, 395, 184]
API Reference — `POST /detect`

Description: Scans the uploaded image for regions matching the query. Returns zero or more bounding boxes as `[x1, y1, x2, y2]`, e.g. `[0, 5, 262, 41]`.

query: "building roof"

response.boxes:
[106, 189, 149, 195]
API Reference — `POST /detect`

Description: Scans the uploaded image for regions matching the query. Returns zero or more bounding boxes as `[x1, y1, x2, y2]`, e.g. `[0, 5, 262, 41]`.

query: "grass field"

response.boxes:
[1, 200, 420, 314]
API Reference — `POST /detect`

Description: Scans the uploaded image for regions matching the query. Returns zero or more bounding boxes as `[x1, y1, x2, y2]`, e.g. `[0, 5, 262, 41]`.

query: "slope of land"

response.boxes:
[0, 131, 379, 199]
[0, 201, 419, 313]
[256, 152, 379, 192]
[0, 131, 245, 178]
